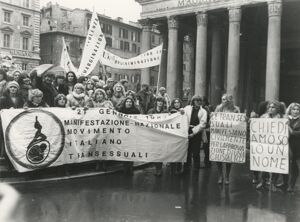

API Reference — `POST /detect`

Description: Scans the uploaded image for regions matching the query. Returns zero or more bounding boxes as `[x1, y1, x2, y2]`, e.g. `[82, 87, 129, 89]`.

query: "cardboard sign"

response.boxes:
[250, 118, 289, 174]
[209, 112, 247, 163]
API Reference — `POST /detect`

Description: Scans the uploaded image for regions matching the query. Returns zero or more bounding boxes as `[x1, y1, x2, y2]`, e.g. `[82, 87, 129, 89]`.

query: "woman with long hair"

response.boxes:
[117, 96, 140, 174]
[148, 96, 168, 176]
[284, 103, 300, 192]
[88, 89, 113, 109]
[256, 101, 283, 192]
[169, 98, 184, 174]
[65, 71, 77, 95]
[215, 93, 240, 185]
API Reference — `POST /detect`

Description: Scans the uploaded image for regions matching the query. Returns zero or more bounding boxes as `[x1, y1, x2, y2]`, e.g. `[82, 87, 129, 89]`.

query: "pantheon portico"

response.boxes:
[136, 0, 300, 112]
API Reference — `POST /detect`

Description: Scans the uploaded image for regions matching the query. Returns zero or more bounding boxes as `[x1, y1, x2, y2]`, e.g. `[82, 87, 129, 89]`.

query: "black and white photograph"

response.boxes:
[0, 0, 300, 221]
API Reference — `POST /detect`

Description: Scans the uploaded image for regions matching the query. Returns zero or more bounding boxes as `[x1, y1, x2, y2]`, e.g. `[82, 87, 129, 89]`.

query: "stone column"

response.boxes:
[195, 12, 208, 96]
[166, 16, 179, 99]
[156, 24, 168, 88]
[140, 19, 152, 85]
[226, 7, 242, 101]
[265, 1, 282, 101]
[210, 16, 223, 107]
[177, 33, 184, 99]
[189, 34, 196, 96]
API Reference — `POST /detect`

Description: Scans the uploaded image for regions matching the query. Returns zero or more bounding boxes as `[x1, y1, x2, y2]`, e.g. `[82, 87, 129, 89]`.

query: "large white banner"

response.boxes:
[250, 118, 289, 174]
[77, 10, 106, 77]
[60, 37, 78, 74]
[1, 108, 188, 172]
[100, 44, 162, 69]
[209, 112, 247, 163]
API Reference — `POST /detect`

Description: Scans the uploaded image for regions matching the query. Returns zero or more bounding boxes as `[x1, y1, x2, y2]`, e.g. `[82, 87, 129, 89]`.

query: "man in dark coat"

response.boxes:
[136, 84, 155, 114]
[36, 71, 58, 107]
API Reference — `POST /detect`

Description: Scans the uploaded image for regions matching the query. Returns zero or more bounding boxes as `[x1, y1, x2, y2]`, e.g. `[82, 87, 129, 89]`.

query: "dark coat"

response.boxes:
[36, 77, 58, 107]
[136, 90, 155, 114]
[289, 117, 300, 160]
[0, 94, 24, 109]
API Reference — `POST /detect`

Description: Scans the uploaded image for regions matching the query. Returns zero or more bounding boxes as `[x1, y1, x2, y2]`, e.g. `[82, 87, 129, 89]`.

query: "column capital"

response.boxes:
[268, 1, 282, 17]
[167, 16, 179, 30]
[196, 12, 207, 26]
[228, 7, 242, 23]
[139, 19, 153, 31]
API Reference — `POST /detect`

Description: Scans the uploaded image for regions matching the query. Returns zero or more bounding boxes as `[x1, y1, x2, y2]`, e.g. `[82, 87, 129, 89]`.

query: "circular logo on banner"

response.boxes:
[5, 109, 65, 170]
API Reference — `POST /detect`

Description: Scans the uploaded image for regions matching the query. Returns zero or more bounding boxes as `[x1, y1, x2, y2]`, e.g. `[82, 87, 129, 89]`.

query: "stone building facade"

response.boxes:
[136, 0, 300, 112]
[0, 0, 40, 71]
[40, 2, 161, 91]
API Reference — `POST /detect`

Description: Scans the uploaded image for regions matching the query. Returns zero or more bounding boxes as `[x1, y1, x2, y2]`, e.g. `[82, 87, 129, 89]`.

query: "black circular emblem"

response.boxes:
[5, 109, 65, 170]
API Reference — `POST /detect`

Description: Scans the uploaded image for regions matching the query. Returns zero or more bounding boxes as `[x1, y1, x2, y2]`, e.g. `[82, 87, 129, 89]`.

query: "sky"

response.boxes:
[40, 0, 142, 22]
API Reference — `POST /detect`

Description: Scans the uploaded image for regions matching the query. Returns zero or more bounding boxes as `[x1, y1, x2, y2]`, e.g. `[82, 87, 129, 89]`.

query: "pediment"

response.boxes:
[20, 30, 32, 36]
[0, 26, 14, 33]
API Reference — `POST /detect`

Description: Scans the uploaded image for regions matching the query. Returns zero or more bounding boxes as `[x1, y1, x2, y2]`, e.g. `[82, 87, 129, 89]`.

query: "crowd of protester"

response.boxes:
[0, 68, 300, 193]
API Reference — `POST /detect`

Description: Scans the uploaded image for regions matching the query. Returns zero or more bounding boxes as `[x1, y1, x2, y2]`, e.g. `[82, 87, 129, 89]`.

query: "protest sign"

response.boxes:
[250, 118, 289, 174]
[60, 37, 78, 74]
[209, 112, 247, 163]
[77, 10, 106, 77]
[100, 44, 162, 69]
[1, 108, 188, 172]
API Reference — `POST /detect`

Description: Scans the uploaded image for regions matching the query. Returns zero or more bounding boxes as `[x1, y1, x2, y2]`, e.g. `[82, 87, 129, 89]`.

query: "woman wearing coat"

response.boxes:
[183, 95, 207, 173]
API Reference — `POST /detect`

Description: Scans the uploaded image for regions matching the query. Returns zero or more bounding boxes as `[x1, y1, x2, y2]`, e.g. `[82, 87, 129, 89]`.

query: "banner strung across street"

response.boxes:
[77, 10, 106, 77]
[250, 118, 289, 174]
[100, 44, 162, 69]
[209, 112, 247, 163]
[60, 37, 78, 74]
[1, 108, 188, 172]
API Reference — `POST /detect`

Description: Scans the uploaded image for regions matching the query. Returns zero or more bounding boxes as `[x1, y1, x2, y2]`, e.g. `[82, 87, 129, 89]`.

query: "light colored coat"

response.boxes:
[184, 105, 207, 135]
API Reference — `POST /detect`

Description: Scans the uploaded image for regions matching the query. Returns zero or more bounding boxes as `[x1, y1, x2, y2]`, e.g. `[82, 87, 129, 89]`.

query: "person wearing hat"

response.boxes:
[148, 96, 168, 176]
[36, 70, 58, 107]
[183, 95, 207, 173]
[111, 82, 126, 109]
[24, 89, 49, 108]
[90, 75, 100, 83]
[0, 81, 24, 109]
[88, 88, 113, 109]
[158, 87, 171, 110]
[105, 78, 114, 88]
[66, 83, 89, 109]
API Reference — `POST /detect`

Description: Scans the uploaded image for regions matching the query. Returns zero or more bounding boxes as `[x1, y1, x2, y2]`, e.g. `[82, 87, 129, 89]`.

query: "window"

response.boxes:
[124, 42, 129, 51]
[102, 24, 112, 35]
[23, 0, 30, 8]
[106, 37, 112, 47]
[22, 63, 27, 70]
[119, 28, 128, 39]
[3, 34, 10, 48]
[137, 32, 141, 42]
[132, 43, 137, 53]
[23, 16, 29, 26]
[22, 37, 29, 50]
[4, 11, 11, 23]
[120, 40, 123, 50]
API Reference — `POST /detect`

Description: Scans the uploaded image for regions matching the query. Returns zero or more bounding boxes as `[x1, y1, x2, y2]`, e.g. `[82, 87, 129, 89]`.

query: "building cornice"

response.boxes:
[0, 1, 40, 14]
[40, 30, 86, 38]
